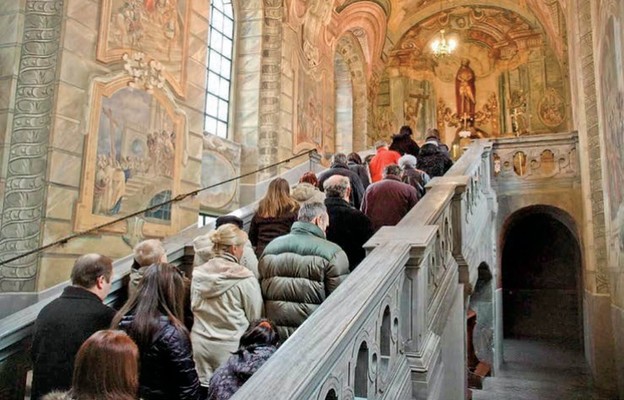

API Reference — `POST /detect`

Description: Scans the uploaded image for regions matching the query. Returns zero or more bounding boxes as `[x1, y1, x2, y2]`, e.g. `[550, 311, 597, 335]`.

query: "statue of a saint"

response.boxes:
[456, 59, 476, 118]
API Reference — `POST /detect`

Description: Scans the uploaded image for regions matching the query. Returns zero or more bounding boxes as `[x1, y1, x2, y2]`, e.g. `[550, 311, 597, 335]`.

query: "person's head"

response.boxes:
[347, 152, 362, 165]
[374, 140, 387, 150]
[208, 223, 248, 261]
[298, 202, 329, 233]
[399, 125, 413, 137]
[216, 215, 244, 230]
[112, 263, 186, 346]
[323, 175, 350, 201]
[398, 154, 417, 170]
[299, 171, 319, 187]
[133, 239, 167, 267]
[424, 134, 440, 147]
[383, 164, 402, 178]
[72, 330, 138, 400]
[364, 154, 374, 165]
[257, 178, 299, 218]
[237, 319, 280, 353]
[331, 153, 348, 166]
[425, 127, 440, 141]
[71, 254, 114, 301]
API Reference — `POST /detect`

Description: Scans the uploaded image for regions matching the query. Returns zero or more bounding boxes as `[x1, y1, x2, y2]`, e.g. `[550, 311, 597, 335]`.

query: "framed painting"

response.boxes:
[75, 76, 186, 237]
[97, 0, 191, 97]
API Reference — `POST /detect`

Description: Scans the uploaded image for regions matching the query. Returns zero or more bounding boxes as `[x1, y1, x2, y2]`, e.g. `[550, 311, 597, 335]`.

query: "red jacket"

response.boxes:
[369, 147, 401, 182]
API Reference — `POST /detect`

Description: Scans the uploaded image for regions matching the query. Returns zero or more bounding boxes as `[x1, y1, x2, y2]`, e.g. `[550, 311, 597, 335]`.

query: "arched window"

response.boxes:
[204, 0, 234, 138]
[145, 190, 172, 221]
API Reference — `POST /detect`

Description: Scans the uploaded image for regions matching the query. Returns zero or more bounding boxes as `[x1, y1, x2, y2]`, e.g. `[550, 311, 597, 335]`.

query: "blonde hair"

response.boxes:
[256, 178, 299, 218]
[133, 239, 165, 267]
[208, 224, 248, 255]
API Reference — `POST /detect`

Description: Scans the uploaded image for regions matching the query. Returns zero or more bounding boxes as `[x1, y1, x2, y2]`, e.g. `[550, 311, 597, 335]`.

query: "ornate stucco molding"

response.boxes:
[0, 0, 64, 292]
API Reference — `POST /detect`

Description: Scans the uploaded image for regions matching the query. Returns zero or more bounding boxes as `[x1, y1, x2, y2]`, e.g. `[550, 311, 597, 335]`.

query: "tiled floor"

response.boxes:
[472, 339, 616, 400]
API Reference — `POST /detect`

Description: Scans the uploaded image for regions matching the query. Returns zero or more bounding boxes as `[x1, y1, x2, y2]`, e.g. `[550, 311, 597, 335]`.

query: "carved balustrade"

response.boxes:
[0, 141, 497, 400]
[233, 140, 496, 400]
[491, 132, 579, 185]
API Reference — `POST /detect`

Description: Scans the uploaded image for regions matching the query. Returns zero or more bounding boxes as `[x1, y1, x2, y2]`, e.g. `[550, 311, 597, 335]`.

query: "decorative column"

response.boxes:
[258, 0, 283, 180]
[0, 0, 64, 292]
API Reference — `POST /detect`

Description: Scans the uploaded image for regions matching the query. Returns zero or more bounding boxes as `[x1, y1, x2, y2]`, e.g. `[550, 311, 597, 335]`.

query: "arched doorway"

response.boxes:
[501, 206, 583, 348]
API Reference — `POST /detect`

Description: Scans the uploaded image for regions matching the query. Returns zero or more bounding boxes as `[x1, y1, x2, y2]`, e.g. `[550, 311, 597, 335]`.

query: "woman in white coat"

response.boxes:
[190, 223, 263, 396]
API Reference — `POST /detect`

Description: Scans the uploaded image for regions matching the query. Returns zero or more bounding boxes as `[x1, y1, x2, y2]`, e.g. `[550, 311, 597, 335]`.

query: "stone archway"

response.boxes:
[334, 33, 368, 152]
[500, 205, 583, 348]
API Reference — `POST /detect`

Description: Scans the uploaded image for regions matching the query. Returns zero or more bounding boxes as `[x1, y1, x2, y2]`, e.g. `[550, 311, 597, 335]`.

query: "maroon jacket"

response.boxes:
[360, 175, 419, 232]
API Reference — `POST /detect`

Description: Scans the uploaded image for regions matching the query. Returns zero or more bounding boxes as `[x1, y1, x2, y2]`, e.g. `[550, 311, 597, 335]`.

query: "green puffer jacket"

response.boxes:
[259, 221, 350, 339]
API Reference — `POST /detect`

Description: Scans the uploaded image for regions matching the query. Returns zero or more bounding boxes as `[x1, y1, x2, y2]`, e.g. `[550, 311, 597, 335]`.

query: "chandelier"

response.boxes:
[431, 29, 457, 58]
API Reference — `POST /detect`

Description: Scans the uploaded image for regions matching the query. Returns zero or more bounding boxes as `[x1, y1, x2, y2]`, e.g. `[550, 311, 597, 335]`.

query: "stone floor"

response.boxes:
[472, 339, 616, 400]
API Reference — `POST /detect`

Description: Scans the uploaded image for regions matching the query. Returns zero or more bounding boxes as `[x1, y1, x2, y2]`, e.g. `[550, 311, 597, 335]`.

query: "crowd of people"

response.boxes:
[31, 126, 453, 400]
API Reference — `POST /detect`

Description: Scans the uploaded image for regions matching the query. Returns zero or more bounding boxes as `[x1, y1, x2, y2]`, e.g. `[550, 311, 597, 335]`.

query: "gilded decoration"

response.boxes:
[97, 0, 191, 97]
[75, 77, 185, 237]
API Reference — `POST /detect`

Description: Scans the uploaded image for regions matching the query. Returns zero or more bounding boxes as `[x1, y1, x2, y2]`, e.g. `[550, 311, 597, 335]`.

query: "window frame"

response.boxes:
[203, 0, 235, 139]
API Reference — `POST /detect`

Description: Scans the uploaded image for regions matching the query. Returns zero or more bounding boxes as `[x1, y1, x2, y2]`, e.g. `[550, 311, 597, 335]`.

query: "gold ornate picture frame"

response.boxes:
[75, 76, 186, 237]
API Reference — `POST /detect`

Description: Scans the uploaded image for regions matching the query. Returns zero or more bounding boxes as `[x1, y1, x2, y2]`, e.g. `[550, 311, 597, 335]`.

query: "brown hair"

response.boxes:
[256, 178, 299, 218]
[112, 263, 186, 347]
[347, 152, 362, 165]
[299, 172, 319, 186]
[71, 254, 113, 288]
[72, 330, 138, 400]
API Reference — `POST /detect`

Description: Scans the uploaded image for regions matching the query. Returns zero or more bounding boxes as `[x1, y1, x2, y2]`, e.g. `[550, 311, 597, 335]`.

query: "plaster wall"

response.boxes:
[0, 0, 208, 292]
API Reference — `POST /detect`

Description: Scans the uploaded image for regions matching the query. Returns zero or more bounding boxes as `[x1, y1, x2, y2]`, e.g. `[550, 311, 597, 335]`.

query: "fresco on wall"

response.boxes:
[599, 12, 624, 271]
[295, 68, 325, 152]
[93, 87, 176, 220]
[97, 0, 190, 97]
[199, 134, 241, 211]
[76, 78, 185, 237]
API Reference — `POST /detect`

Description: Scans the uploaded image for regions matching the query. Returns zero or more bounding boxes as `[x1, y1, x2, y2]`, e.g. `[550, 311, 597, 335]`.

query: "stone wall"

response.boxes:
[590, 0, 624, 395]
[566, 0, 621, 392]
[0, 0, 208, 293]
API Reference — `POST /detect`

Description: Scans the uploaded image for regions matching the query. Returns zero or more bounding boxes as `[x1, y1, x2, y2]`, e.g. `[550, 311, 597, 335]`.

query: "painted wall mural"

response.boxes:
[597, 2, 624, 277]
[199, 134, 241, 211]
[97, 0, 191, 97]
[76, 77, 185, 237]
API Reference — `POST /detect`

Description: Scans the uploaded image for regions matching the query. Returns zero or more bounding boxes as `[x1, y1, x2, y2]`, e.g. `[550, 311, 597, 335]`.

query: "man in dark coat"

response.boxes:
[317, 153, 365, 209]
[390, 125, 420, 157]
[361, 164, 420, 232]
[258, 202, 350, 339]
[417, 138, 454, 178]
[31, 254, 116, 400]
[323, 175, 374, 271]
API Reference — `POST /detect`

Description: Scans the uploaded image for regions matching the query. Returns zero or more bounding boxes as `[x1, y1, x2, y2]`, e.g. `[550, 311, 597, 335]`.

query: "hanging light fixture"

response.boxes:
[431, 29, 457, 58]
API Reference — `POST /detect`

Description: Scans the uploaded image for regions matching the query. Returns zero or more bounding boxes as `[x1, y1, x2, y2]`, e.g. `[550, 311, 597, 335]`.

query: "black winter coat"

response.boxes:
[317, 162, 366, 208]
[389, 132, 420, 157]
[31, 286, 116, 400]
[417, 143, 454, 178]
[248, 211, 298, 257]
[206, 345, 278, 400]
[347, 161, 371, 189]
[325, 196, 374, 271]
[118, 315, 200, 400]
